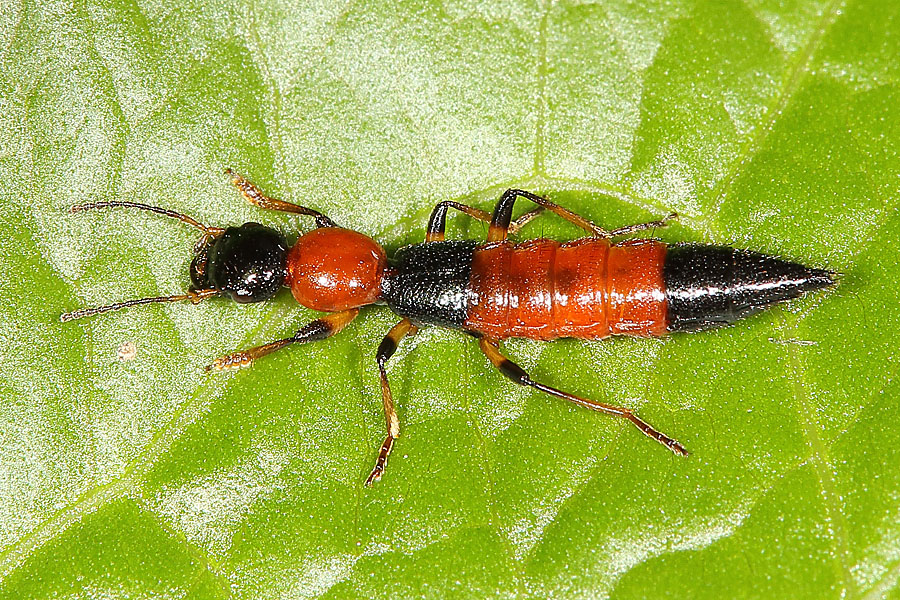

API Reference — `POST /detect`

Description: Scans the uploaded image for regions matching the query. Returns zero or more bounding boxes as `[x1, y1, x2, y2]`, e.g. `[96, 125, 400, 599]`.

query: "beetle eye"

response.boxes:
[206, 223, 288, 303]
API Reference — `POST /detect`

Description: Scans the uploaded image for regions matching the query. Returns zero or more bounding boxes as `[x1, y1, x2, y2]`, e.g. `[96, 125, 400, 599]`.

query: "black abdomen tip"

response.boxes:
[664, 244, 835, 332]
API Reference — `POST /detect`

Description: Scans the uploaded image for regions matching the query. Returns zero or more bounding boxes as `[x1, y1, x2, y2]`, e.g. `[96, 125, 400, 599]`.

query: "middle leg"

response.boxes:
[366, 317, 418, 486]
[425, 200, 543, 242]
[487, 188, 677, 242]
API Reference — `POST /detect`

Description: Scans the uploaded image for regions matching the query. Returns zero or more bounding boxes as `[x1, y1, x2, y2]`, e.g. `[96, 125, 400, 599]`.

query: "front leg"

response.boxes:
[225, 169, 337, 228]
[206, 309, 359, 371]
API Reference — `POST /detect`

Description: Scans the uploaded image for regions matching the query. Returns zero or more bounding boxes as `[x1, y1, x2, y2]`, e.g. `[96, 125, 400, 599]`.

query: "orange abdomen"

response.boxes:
[464, 238, 668, 340]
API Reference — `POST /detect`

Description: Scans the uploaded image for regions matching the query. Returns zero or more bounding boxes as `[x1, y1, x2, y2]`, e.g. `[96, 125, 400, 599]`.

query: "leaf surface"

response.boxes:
[1, 0, 899, 598]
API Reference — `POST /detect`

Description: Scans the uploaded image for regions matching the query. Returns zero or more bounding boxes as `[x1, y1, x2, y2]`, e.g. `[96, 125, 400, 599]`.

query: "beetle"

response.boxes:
[62, 170, 835, 485]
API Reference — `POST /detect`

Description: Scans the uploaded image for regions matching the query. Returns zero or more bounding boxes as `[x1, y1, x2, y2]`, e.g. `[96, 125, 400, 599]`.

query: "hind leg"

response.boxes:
[477, 336, 688, 456]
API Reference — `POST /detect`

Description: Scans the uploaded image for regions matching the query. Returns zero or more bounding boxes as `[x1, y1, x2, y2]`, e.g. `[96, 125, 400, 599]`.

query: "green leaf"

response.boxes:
[2, 0, 899, 598]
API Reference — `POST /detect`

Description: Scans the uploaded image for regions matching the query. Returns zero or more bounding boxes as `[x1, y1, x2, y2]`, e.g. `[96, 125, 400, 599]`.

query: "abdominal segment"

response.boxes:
[464, 238, 668, 340]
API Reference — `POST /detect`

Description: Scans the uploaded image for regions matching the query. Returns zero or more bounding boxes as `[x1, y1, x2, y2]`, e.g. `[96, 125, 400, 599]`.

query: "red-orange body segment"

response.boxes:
[286, 227, 387, 312]
[465, 238, 668, 341]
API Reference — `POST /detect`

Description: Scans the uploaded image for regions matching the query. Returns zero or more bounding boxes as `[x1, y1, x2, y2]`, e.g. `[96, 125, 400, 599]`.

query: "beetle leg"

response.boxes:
[487, 189, 678, 242]
[425, 200, 544, 242]
[225, 169, 337, 228]
[508, 208, 545, 234]
[206, 308, 358, 371]
[477, 336, 688, 456]
[606, 213, 678, 237]
[488, 189, 607, 242]
[366, 317, 418, 486]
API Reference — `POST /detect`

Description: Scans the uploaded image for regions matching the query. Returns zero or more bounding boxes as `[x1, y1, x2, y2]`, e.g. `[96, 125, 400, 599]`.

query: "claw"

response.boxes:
[365, 466, 382, 487]
[206, 351, 252, 372]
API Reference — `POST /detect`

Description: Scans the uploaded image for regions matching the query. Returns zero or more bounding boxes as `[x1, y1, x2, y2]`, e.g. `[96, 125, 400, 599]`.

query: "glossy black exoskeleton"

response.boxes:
[190, 222, 288, 303]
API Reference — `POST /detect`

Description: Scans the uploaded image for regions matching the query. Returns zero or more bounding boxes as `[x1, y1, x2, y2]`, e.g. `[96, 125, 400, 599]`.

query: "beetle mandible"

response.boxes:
[62, 171, 835, 485]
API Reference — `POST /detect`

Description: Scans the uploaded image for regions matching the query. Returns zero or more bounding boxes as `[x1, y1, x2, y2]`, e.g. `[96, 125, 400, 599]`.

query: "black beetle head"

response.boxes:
[192, 222, 288, 303]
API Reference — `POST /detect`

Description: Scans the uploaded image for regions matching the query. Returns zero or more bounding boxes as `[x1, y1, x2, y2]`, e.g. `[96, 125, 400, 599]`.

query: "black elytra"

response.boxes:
[380, 240, 478, 329]
[192, 222, 289, 303]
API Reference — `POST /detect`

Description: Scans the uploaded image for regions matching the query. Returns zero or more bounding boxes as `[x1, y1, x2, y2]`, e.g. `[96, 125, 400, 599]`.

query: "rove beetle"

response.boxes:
[62, 171, 835, 485]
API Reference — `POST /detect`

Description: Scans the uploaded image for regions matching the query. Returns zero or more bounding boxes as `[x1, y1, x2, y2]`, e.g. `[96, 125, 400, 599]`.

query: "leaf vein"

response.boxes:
[785, 326, 856, 596]
[708, 0, 847, 233]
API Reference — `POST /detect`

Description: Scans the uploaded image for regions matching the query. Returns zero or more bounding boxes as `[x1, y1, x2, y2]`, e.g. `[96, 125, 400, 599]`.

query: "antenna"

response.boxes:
[60, 289, 219, 322]
[70, 201, 224, 236]
[62, 201, 226, 322]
